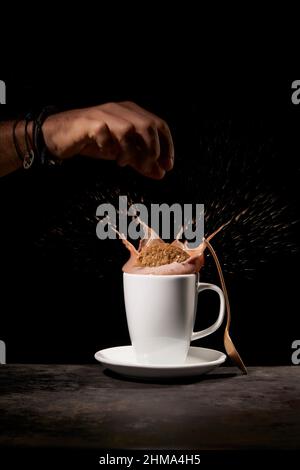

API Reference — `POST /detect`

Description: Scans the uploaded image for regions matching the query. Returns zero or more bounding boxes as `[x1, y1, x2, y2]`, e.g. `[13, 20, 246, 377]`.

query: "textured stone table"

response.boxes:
[0, 365, 299, 451]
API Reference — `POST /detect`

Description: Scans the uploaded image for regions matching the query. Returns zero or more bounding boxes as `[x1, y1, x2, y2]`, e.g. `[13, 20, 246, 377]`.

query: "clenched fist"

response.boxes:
[43, 102, 174, 179]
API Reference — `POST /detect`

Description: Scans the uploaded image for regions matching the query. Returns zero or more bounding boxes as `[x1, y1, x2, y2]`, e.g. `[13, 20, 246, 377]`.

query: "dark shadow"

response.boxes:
[102, 368, 237, 385]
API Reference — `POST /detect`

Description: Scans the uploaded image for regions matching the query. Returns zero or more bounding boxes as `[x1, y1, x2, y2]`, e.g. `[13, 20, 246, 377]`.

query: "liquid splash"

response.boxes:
[35, 119, 299, 282]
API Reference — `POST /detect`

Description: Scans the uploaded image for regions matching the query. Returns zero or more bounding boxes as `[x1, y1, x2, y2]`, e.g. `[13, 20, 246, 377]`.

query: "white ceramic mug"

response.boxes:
[123, 273, 225, 365]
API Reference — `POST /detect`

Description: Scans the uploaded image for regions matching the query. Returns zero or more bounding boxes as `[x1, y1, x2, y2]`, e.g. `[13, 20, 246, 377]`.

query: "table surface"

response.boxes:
[0, 365, 299, 450]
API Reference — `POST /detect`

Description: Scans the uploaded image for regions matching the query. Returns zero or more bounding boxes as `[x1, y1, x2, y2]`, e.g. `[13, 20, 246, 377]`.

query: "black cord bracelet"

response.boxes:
[12, 107, 58, 170]
[23, 112, 35, 170]
[33, 106, 59, 167]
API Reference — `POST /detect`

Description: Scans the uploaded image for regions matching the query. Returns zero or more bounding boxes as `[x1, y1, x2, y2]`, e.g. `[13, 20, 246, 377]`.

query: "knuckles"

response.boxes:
[120, 100, 136, 108]
[145, 121, 157, 133]
[119, 122, 135, 138]
[157, 119, 169, 133]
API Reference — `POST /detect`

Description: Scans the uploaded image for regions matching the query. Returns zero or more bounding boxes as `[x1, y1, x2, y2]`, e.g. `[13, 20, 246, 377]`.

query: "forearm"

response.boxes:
[0, 121, 32, 177]
[0, 102, 174, 180]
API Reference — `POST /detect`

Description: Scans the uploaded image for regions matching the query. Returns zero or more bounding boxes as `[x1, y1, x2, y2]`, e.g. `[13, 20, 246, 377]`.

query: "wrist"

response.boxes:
[28, 106, 60, 167]
[13, 118, 37, 170]
[42, 115, 57, 157]
[0, 121, 31, 174]
[16, 120, 34, 155]
[13, 108, 59, 171]
[0, 107, 59, 178]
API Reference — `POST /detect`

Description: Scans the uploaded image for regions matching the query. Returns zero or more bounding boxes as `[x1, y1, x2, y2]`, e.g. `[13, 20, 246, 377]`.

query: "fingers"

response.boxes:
[101, 102, 161, 164]
[81, 102, 174, 179]
[119, 101, 175, 172]
[97, 111, 154, 173]
[81, 119, 120, 160]
[117, 131, 165, 179]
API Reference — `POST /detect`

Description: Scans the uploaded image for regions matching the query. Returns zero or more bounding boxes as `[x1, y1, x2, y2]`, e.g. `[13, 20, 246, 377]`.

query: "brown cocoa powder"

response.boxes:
[136, 242, 190, 267]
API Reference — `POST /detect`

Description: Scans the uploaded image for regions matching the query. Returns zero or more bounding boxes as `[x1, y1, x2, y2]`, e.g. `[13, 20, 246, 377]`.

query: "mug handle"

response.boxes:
[191, 282, 225, 341]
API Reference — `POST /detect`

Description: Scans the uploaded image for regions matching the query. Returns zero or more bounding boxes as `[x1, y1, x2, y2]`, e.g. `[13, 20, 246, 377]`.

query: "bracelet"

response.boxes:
[33, 106, 59, 167]
[12, 107, 59, 170]
[24, 112, 35, 170]
[13, 112, 36, 170]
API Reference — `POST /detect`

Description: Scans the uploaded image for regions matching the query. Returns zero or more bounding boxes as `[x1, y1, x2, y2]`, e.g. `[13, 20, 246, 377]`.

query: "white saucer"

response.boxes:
[94, 346, 226, 379]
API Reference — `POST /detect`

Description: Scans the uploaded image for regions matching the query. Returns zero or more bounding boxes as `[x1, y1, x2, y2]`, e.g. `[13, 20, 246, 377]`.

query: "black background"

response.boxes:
[0, 75, 299, 366]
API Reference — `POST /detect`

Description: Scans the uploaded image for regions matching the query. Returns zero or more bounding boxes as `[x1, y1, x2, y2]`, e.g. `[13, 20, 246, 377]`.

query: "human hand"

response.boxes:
[42, 102, 174, 179]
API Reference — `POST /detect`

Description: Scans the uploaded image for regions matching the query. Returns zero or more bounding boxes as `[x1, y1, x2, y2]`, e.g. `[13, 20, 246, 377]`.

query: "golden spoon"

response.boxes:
[204, 238, 248, 375]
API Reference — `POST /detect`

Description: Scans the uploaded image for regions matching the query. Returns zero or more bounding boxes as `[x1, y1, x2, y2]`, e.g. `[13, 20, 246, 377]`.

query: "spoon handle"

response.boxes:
[204, 238, 247, 375]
